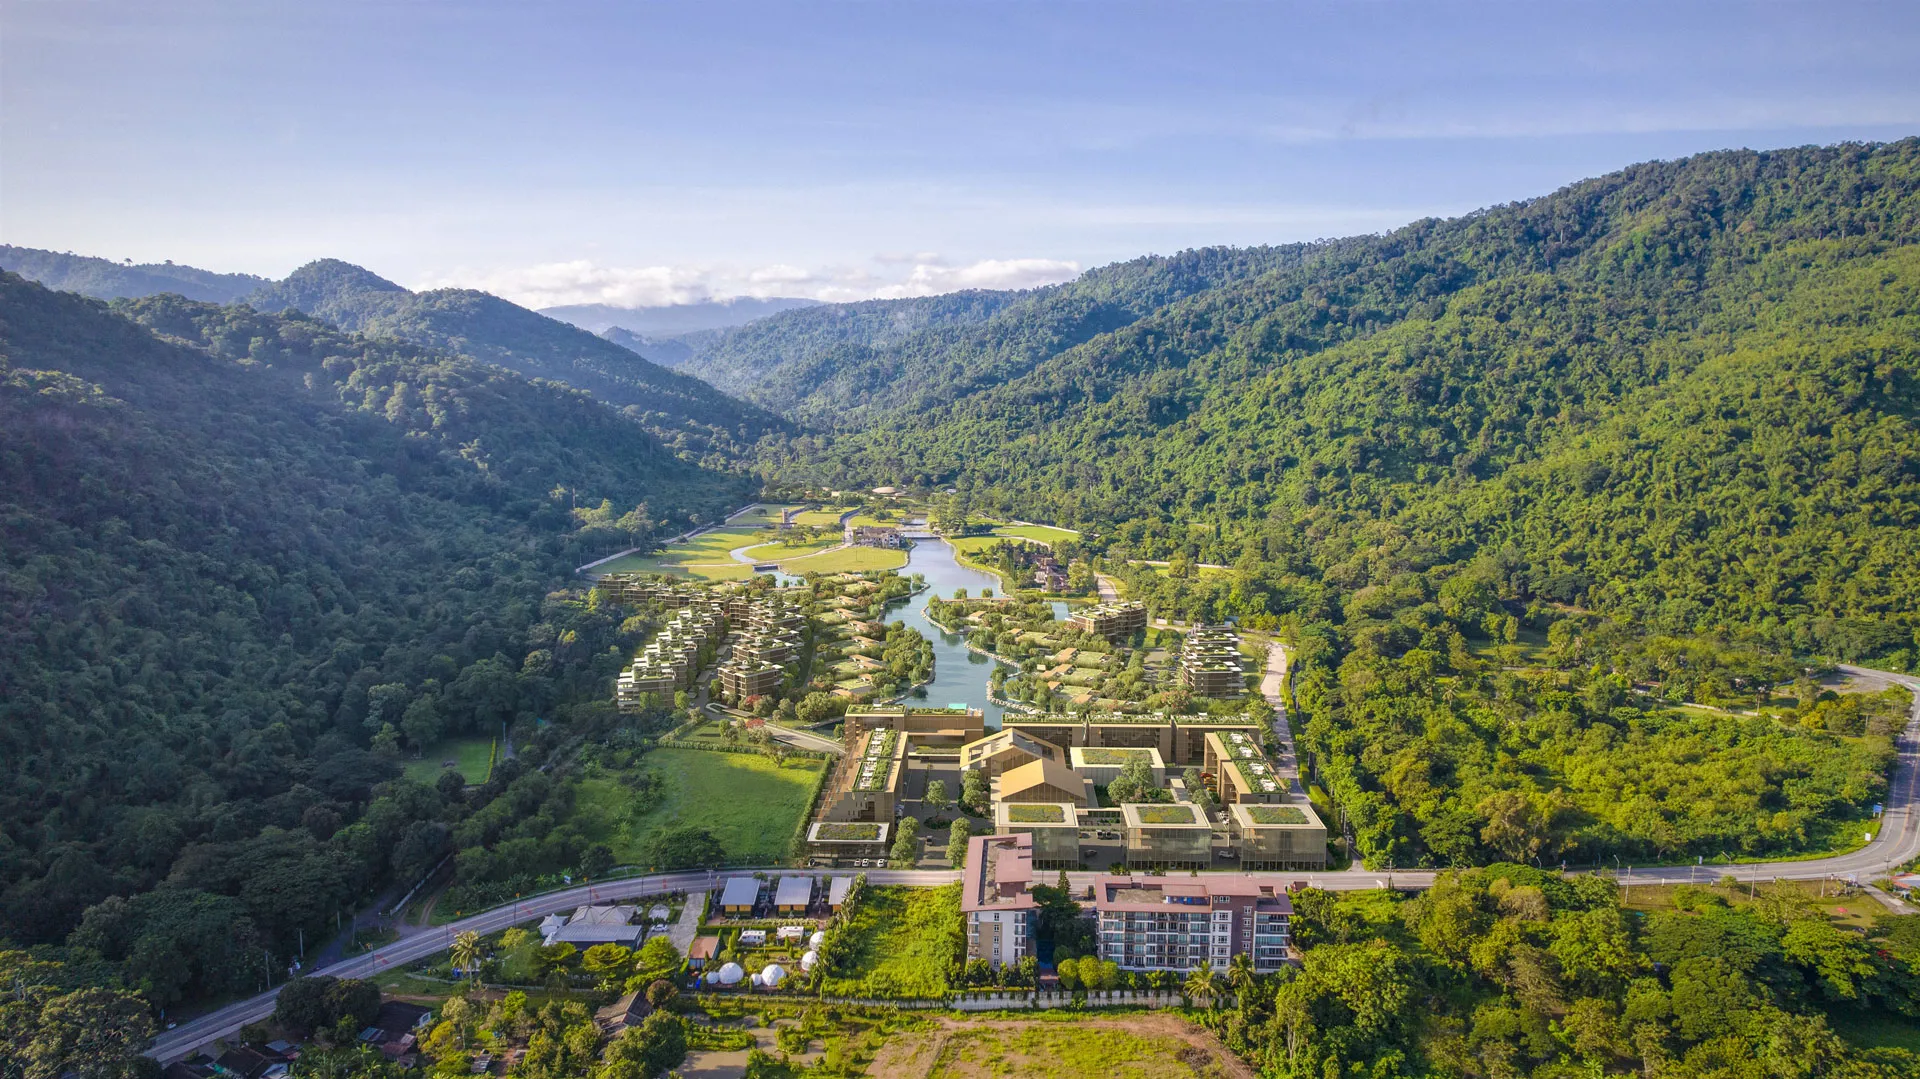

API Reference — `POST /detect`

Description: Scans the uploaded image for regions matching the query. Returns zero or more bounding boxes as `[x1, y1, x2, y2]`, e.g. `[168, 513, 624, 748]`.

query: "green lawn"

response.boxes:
[818, 884, 964, 999]
[779, 545, 907, 573]
[995, 524, 1081, 545]
[403, 736, 495, 785]
[790, 507, 852, 527]
[568, 747, 826, 865]
[728, 503, 805, 527]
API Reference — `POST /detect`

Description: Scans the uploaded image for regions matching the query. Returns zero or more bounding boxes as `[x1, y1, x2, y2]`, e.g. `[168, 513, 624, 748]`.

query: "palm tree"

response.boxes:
[1226, 952, 1256, 1010]
[451, 930, 484, 988]
[1184, 965, 1221, 1009]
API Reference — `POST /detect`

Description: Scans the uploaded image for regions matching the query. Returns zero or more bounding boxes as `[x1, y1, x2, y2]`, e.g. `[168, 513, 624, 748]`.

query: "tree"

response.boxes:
[1183, 965, 1221, 1008]
[636, 936, 681, 975]
[644, 826, 724, 870]
[1181, 766, 1216, 809]
[961, 769, 990, 814]
[12, 985, 154, 1079]
[924, 779, 949, 817]
[1106, 757, 1156, 804]
[889, 817, 920, 867]
[450, 930, 485, 986]
[580, 943, 632, 983]
[947, 818, 973, 868]
[275, 975, 342, 1036]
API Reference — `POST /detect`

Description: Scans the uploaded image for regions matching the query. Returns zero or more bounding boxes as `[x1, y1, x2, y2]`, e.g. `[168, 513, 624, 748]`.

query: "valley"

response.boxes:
[7, 140, 1920, 1079]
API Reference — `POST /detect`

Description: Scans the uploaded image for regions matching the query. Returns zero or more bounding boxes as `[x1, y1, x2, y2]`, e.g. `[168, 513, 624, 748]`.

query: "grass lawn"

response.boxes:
[728, 503, 804, 527]
[403, 736, 495, 785]
[779, 545, 907, 573]
[568, 748, 826, 865]
[995, 524, 1081, 545]
[740, 536, 840, 562]
[818, 885, 964, 999]
[593, 526, 765, 579]
[791, 507, 852, 527]
[1617, 879, 1894, 930]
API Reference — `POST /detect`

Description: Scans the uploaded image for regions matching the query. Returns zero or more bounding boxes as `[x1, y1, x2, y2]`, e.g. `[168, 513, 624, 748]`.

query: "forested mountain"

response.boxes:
[673, 246, 1323, 420]
[0, 244, 268, 303]
[777, 140, 1920, 664]
[0, 273, 745, 992]
[539, 296, 819, 335]
[246, 261, 785, 464]
[599, 324, 718, 369]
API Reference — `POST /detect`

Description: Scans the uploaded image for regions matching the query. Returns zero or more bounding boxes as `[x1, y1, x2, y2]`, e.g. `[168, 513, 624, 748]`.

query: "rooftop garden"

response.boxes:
[1133, 804, 1200, 825]
[1228, 755, 1283, 794]
[1245, 805, 1310, 825]
[1077, 747, 1155, 765]
[1006, 804, 1068, 823]
[813, 822, 886, 841]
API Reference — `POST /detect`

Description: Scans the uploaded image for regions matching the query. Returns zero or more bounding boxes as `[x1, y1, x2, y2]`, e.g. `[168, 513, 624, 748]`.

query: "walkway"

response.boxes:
[666, 890, 706, 955]
[1258, 640, 1303, 793]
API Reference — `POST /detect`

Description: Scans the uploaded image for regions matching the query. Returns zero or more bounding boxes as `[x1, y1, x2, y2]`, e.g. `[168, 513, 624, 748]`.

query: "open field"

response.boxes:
[568, 748, 826, 865]
[1616, 878, 1904, 930]
[777, 545, 907, 573]
[866, 1015, 1255, 1079]
[790, 507, 852, 527]
[404, 736, 495, 785]
[818, 885, 964, 999]
[995, 523, 1081, 545]
[728, 503, 804, 527]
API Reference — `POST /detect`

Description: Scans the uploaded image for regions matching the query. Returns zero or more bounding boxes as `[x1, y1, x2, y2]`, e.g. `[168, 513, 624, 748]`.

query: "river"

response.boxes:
[884, 534, 1016, 728]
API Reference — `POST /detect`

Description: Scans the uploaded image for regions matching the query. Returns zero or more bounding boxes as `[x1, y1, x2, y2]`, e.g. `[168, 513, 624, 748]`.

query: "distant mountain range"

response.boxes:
[0, 245, 787, 460]
[540, 297, 820, 335]
[0, 244, 268, 304]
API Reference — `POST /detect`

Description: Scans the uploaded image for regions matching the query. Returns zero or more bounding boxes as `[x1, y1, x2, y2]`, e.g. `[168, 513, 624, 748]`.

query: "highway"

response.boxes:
[147, 666, 1920, 1062]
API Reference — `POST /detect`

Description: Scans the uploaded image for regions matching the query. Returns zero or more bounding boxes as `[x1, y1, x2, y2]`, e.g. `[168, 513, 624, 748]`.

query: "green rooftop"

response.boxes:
[1245, 805, 1310, 825]
[1006, 804, 1068, 823]
[1078, 747, 1154, 765]
[813, 822, 886, 841]
[1133, 804, 1200, 825]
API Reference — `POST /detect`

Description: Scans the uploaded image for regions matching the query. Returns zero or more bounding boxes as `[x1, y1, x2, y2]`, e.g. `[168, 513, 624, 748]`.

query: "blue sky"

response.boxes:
[5, 1, 1917, 305]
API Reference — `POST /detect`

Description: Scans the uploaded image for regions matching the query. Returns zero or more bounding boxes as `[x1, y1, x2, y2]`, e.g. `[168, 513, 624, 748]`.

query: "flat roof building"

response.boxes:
[993, 802, 1081, 868]
[1068, 745, 1166, 789]
[1093, 875, 1293, 972]
[1203, 731, 1286, 805]
[1228, 803, 1327, 870]
[1119, 801, 1214, 869]
[1179, 625, 1246, 698]
[817, 727, 908, 822]
[774, 876, 813, 912]
[843, 705, 986, 749]
[1067, 601, 1147, 641]
[1003, 712, 1263, 766]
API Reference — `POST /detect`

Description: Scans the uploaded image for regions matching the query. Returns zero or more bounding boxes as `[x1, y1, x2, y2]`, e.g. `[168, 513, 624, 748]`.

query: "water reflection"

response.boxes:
[882, 536, 1015, 728]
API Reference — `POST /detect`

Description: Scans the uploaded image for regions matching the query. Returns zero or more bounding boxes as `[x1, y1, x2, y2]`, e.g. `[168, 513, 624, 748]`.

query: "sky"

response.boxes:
[5, 1, 1918, 308]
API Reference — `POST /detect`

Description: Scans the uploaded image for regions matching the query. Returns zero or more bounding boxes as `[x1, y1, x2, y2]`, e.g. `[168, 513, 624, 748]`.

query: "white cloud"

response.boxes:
[418, 254, 1082, 309]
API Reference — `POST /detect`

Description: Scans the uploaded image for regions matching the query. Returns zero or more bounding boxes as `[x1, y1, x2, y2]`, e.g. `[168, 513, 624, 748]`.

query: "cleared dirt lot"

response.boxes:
[866, 1014, 1256, 1079]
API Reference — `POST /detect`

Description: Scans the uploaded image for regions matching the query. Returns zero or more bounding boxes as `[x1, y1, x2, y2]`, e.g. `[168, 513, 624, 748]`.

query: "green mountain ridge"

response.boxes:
[0, 244, 269, 304]
[0, 272, 745, 958]
[245, 259, 786, 463]
[768, 140, 1920, 657]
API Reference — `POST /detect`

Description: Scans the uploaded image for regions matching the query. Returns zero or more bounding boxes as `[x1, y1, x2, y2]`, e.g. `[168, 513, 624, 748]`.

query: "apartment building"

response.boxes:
[816, 727, 907, 822]
[1066, 601, 1147, 641]
[1178, 625, 1246, 698]
[1093, 875, 1293, 972]
[842, 705, 986, 749]
[961, 834, 1037, 969]
[1202, 730, 1286, 805]
[1002, 713, 1263, 767]
[1228, 803, 1328, 870]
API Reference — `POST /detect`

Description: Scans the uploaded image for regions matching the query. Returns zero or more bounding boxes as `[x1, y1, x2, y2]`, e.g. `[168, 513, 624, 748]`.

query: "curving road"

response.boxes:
[149, 668, 1920, 1062]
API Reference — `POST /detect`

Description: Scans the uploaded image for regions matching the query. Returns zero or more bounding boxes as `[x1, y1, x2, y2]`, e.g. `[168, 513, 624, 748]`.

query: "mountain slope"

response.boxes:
[796, 140, 1920, 658]
[247, 260, 786, 462]
[0, 244, 268, 304]
[0, 272, 747, 957]
[541, 296, 820, 335]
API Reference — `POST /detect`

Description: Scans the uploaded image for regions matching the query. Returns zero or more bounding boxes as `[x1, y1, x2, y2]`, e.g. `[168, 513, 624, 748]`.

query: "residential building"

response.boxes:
[993, 756, 1094, 807]
[718, 877, 761, 915]
[850, 525, 905, 549]
[961, 833, 1037, 969]
[716, 660, 783, 700]
[774, 876, 813, 913]
[842, 704, 985, 749]
[993, 801, 1081, 867]
[1003, 712, 1263, 767]
[594, 992, 652, 1035]
[960, 729, 1064, 778]
[1066, 601, 1147, 640]
[1119, 801, 1213, 868]
[1093, 875, 1293, 972]
[542, 905, 644, 947]
[806, 820, 891, 865]
[1203, 731, 1286, 804]
[816, 727, 907, 822]
[1179, 625, 1246, 698]
[1228, 803, 1328, 870]
[1068, 745, 1166, 789]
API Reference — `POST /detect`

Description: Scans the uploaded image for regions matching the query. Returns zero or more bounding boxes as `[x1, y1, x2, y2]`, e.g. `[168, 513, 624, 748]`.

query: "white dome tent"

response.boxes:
[809, 931, 826, 948]
[713, 962, 745, 986]
[800, 951, 818, 971]
[760, 963, 788, 987]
